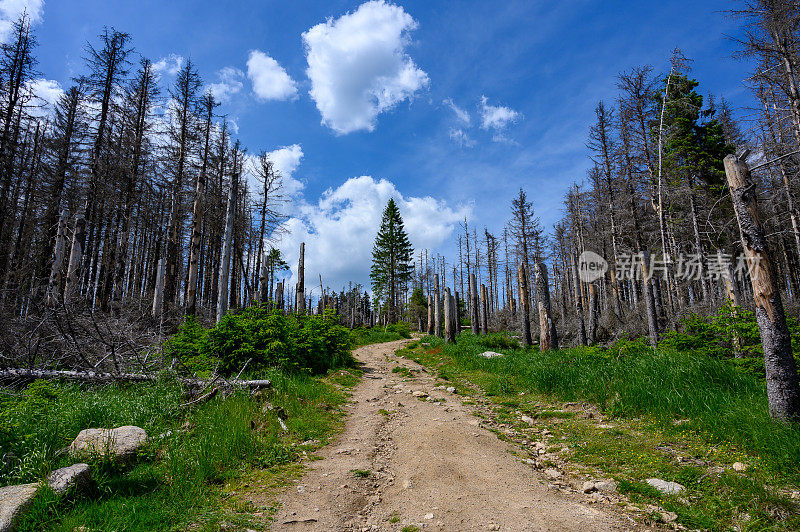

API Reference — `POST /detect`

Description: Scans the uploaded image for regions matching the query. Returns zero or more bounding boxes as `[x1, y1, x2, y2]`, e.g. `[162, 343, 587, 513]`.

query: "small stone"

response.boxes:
[544, 468, 562, 480]
[582, 480, 597, 493]
[732, 461, 748, 472]
[446, 387, 456, 393]
[424, 513, 434, 519]
[541, 429, 551, 436]
[520, 415, 534, 425]
[478, 351, 504, 358]
[0, 483, 39, 532]
[47, 463, 91, 495]
[646, 478, 685, 495]
[412, 390, 428, 398]
[522, 458, 536, 466]
[488, 524, 501, 531]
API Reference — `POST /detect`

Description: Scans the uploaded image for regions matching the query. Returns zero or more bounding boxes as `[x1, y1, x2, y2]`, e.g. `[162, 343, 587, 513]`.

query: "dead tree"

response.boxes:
[433, 273, 442, 337]
[534, 261, 558, 351]
[216, 171, 239, 323]
[724, 154, 800, 421]
[570, 252, 587, 345]
[64, 215, 86, 304]
[517, 264, 532, 346]
[296, 242, 305, 313]
[469, 273, 479, 335]
[45, 208, 69, 306]
[481, 283, 489, 334]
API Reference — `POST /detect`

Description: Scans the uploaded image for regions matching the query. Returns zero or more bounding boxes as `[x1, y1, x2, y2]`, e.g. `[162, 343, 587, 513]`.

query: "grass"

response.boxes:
[399, 333, 800, 531]
[350, 469, 371, 478]
[351, 323, 411, 347]
[3, 365, 358, 531]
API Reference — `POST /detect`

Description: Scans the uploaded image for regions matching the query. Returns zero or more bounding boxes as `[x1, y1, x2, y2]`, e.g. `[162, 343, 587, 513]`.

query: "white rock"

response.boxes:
[660, 511, 678, 523]
[732, 461, 748, 472]
[0, 483, 38, 532]
[595, 479, 618, 492]
[69, 425, 147, 461]
[544, 468, 562, 480]
[520, 416, 534, 425]
[446, 387, 456, 393]
[582, 480, 596, 493]
[646, 478, 685, 495]
[412, 391, 428, 398]
[47, 463, 91, 495]
[478, 351, 504, 359]
[424, 513, 434, 519]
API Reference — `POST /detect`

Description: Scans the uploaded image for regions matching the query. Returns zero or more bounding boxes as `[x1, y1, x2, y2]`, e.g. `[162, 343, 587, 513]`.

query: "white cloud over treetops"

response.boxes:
[267, 144, 304, 196]
[302, 0, 429, 134]
[276, 176, 470, 293]
[0, 0, 43, 43]
[152, 54, 184, 77]
[207, 66, 244, 102]
[246, 50, 298, 101]
[28, 77, 62, 116]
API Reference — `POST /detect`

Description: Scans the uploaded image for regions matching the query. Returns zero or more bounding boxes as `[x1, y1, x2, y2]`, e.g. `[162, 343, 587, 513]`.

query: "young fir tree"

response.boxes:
[370, 199, 414, 323]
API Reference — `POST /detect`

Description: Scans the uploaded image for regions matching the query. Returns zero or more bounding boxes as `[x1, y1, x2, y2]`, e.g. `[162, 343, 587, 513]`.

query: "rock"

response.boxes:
[478, 351, 504, 358]
[522, 458, 536, 466]
[488, 524, 501, 531]
[520, 415, 534, 425]
[595, 479, 617, 493]
[646, 478, 685, 495]
[69, 425, 147, 461]
[446, 387, 456, 393]
[0, 483, 38, 532]
[732, 461, 748, 472]
[47, 463, 91, 495]
[544, 468, 562, 480]
[412, 391, 428, 398]
[424, 513, 434, 519]
[541, 429, 551, 436]
[582, 480, 597, 493]
[660, 511, 678, 523]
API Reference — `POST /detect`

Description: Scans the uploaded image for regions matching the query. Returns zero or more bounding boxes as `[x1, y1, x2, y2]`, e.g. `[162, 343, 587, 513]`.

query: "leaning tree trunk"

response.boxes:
[724, 154, 800, 421]
[517, 263, 532, 346]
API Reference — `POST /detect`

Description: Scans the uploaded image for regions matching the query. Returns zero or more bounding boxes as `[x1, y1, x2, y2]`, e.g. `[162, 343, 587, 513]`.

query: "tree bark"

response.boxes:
[571, 252, 587, 346]
[469, 273, 479, 335]
[216, 171, 239, 322]
[517, 263, 532, 346]
[534, 261, 558, 351]
[433, 274, 442, 338]
[64, 215, 86, 305]
[724, 154, 800, 421]
[295, 242, 305, 314]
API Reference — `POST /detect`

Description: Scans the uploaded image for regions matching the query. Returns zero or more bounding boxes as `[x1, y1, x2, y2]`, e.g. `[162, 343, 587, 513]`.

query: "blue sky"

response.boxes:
[20, 0, 754, 291]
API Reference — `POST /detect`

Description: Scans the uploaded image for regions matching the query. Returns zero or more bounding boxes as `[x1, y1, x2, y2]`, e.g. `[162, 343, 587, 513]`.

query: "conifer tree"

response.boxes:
[370, 199, 413, 323]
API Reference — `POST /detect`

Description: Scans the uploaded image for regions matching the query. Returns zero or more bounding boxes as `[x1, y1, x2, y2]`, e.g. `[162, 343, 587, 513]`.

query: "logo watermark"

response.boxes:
[578, 250, 608, 283]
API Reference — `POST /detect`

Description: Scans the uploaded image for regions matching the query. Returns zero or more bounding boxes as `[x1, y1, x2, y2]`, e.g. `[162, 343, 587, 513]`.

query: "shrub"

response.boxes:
[385, 322, 411, 338]
[165, 307, 353, 375]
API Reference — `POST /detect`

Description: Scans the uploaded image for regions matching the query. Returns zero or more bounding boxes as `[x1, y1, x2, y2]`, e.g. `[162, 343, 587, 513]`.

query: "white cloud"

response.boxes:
[27, 78, 62, 117]
[152, 54, 184, 77]
[443, 98, 470, 125]
[267, 144, 305, 195]
[480, 95, 520, 130]
[246, 50, 298, 101]
[449, 128, 475, 148]
[276, 176, 470, 293]
[207, 66, 244, 102]
[302, 0, 429, 134]
[0, 0, 43, 43]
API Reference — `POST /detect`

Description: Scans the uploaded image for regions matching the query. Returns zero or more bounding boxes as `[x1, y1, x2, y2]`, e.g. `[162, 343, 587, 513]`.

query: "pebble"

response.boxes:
[732, 461, 748, 472]
[545, 468, 562, 480]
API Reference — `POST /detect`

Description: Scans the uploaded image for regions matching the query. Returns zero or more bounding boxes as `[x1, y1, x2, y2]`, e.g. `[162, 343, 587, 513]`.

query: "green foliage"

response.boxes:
[351, 322, 410, 347]
[407, 287, 428, 325]
[477, 332, 520, 350]
[165, 307, 354, 375]
[410, 334, 800, 478]
[370, 199, 414, 320]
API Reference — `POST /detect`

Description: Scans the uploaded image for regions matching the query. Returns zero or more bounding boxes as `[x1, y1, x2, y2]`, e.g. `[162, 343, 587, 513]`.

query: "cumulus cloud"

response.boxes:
[480, 95, 519, 130]
[302, 0, 429, 134]
[0, 0, 43, 43]
[152, 53, 184, 77]
[207, 66, 244, 102]
[276, 176, 470, 293]
[443, 98, 470, 125]
[267, 144, 305, 195]
[246, 50, 298, 101]
[27, 78, 62, 116]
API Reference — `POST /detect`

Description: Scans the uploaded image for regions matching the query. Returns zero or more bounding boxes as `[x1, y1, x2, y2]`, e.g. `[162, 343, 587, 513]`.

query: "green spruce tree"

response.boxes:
[370, 199, 414, 323]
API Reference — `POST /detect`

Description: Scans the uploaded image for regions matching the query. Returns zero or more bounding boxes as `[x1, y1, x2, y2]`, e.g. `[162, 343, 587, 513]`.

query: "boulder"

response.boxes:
[0, 483, 38, 532]
[520, 415, 534, 425]
[69, 425, 147, 461]
[477, 351, 504, 359]
[646, 478, 685, 495]
[595, 479, 618, 493]
[47, 463, 91, 495]
[582, 480, 597, 493]
[544, 468, 562, 480]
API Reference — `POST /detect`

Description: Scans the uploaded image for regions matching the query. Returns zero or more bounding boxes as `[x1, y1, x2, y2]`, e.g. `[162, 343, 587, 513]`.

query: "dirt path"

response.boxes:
[271, 339, 632, 531]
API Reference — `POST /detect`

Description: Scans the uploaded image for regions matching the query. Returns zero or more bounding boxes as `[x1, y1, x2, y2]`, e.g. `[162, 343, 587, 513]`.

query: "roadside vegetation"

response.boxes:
[0, 311, 407, 531]
[399, 326, 800, 531]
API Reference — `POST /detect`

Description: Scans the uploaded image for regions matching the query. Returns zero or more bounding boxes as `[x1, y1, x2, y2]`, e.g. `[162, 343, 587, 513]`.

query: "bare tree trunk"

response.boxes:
[64, 215, 86, 305]
[587, 283, 598, 344]
[152, 258, 165, 319]
[534, 261, 557, 351]
[216, 171, 239, 323]
[571, 252, 587, 346]
[45, 208, 70, 307]
[724, 154, 800, 421]
[481, 283, 489, 334]
[469, 273, 479, 335]
[433, 273, 442, 338]
[517, 264, 532, 346]
[443, 286, 453, 343]
[295, 242, 305, 314]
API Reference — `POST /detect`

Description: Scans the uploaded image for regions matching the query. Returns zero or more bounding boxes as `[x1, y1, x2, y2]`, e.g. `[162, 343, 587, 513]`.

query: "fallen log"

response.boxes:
[0, 368, 271, 391]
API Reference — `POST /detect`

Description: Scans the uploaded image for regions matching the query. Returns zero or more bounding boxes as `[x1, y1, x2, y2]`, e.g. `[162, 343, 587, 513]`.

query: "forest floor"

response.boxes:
[256, 339, 641, 531]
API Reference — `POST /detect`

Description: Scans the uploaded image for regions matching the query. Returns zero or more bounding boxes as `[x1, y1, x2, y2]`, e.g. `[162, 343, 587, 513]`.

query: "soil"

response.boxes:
[271, 339, 636, 531]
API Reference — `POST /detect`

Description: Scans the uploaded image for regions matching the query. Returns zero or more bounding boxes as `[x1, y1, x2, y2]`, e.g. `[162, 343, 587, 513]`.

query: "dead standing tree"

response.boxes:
[724, 154, 800, 421]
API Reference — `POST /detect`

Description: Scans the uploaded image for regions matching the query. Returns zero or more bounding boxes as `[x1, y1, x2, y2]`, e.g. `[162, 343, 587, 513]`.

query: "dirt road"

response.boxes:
[271, 339, 631, 531]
